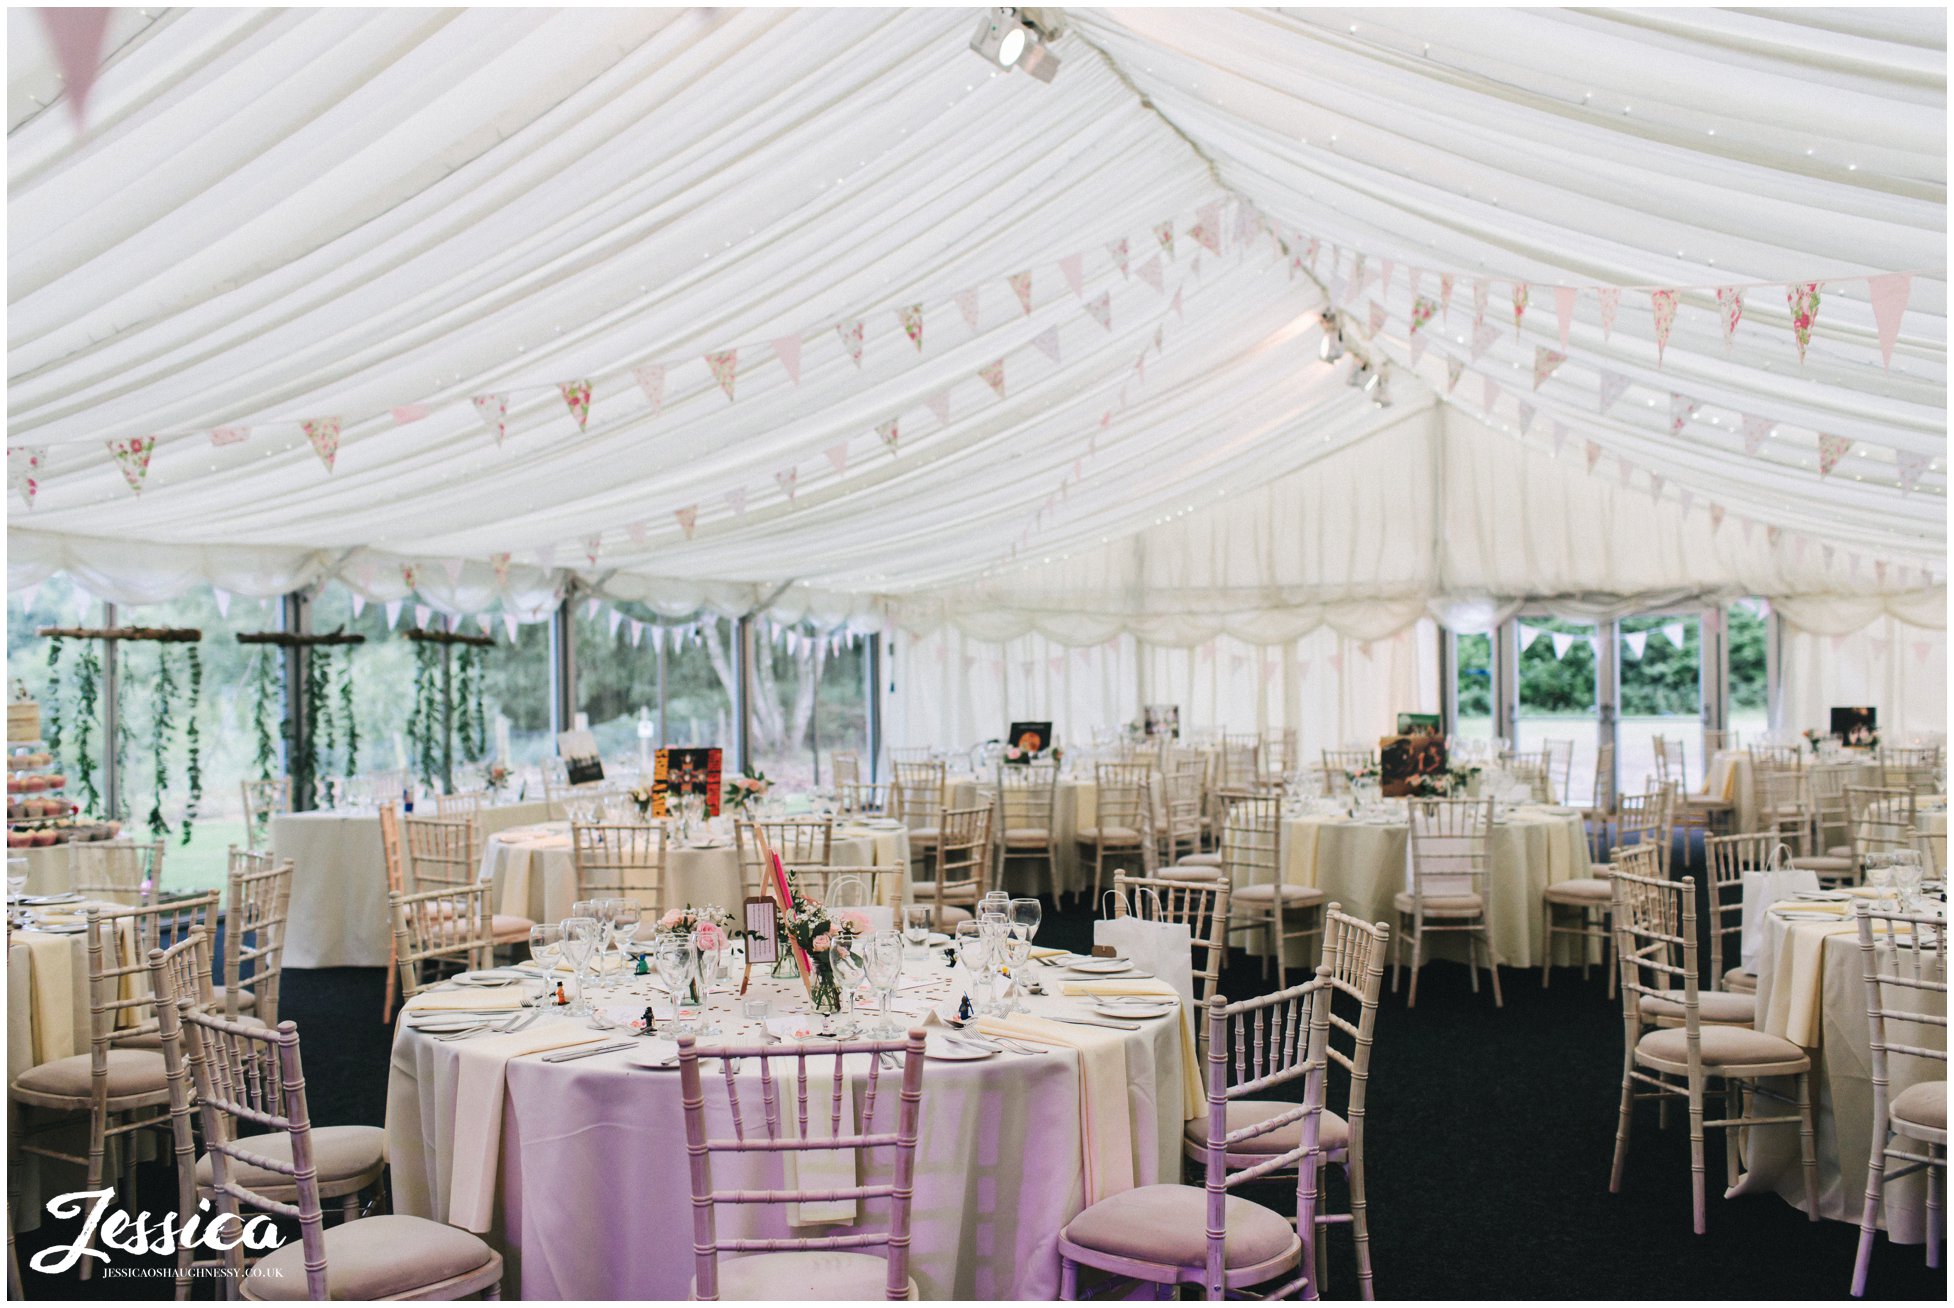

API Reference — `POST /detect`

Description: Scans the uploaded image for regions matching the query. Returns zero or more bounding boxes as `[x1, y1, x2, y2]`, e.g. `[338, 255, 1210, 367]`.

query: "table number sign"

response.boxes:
[557, 729, 605, 785]
[742, 896, 778, 994]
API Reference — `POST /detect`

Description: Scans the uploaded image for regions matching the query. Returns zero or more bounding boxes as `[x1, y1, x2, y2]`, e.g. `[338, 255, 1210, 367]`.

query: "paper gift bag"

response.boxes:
[1094, 889, 1194, 1010]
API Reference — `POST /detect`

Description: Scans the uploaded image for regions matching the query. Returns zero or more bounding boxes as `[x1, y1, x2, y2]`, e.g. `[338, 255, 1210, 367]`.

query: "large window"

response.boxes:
[1516, 616, 1599, 805]
[1728, 600, 1770, 745]
[750, 621, 869, 791]
[667, 617, 736, 750]
[573, 601, 660, 776]
[1451, 630, 1493, 742]
[1618, 612, 1703, 794]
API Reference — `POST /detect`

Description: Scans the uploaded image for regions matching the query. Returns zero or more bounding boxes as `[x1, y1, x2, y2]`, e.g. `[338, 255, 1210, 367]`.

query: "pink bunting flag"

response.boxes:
[1083, 291, 1112, 331]
[210, 426, 250, 446]
[1532, 347, 1565, 389]
[725, 487, 747, 520]
[1585, 441, 1602, 473]
[8, 445, 45, 508]
[1867, 273, 1911, 369]
[1785, 282, 1821, 362]
[834, 321, 864, 368]
[1367, 300, 1387, 336]
[632, 365, 666, 415]
[491, 553, 511, 589]
[1137, 256, 1164, 293]
[37, 8, 111, 128]
[1896, 450, 1929, 494]
[776, 468, 798, 501]
[1471, 278, 1489, 326]
[1510, 283, 1529, 340]
[674, 506, 698, 539]
[1715, 286, 1744, 350]
[948, 286, 979, 331]
[772, 335, 803, 384]
[1469, 320, 1500, 362]
[1481, 375, 1501, 415]
[1649, 290, 1679, 365]
[1107, 239, 1129, 277]
[1171, 286, 1183, 319]
[1378, 259, 1394, 298]
[876, 419, 899, 455]
[1596, 287, 1621, 340]
[1445, 356, 1464, 393]
[1008, 271, 1034, 316]
[1740, 414, 1774, 456]
[897, 304, 923, 352]
[1516, 401, 1536, 434]
[391, 404, 431, 425]
[705, 350, 738, 401]
[1153, 221, 1174, 259]
[1598, 369, 1629, 414]
[1439, 273, 1454, 320]
[924, 390, 952, 426]
[583, 536, 601, 566]
[1554, 286, 1577, 349]
[1408, 332, 1429, 368]
[978, 359, 1006, 398]
[301, 418, 340, 471]
[1031, 326, 1061, 364]
[626, 521, 647, 547]
[1059, 252, 1085, 298]
[1669, 393, 1698, 435]
[559, 382, 592, 431]
[825, 442, 849, 475]
[1816, 432, 1852, 476]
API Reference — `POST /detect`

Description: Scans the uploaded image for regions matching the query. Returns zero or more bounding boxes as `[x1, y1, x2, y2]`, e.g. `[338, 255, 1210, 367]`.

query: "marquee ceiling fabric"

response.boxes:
[6, 7, 1945, 624]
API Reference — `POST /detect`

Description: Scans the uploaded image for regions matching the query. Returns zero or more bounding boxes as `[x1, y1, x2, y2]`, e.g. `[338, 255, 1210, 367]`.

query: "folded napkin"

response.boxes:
[445, 1024, 610, 1230]
[19, 931, 80, 1064]
[1763, 917, 1861, 1048]
[403, 988, 536, 1013]
[1772, 899, 1850, 915]
[1059, 979, 1203, 1120]
[1028, 946, 1070, 960]
[784, 1054, 863, 1227]
[974, 1012, 1135, 1205]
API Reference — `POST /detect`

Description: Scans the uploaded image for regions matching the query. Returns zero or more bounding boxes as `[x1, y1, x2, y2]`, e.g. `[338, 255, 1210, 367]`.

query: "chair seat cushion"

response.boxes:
[1003, 827, 1052, 846]
[1543, 877, 1612, 904]
[1826, 844, 1854, 859]
[907, 827, 940, 846]
[1641, 989, 1757, 1025]
[244, 1214, 497, 1301]
[905, 893, 972, 928]
[1232, 883, 1326, 907]
[1723, 967, 1759, 994]
[1061, 1183, 1298, 1272]
[1078, 825, 1143, 845]
[1890, 1081, 1945, 1135]
[1184, 1101, 1349, 1157]
[704, 1250, 917, 1300]
[211, 985, 257, 1012]
[1788, 855, 1854, 874]
[196, 1125, 387, 1196]
[1636, 1026, 1807, 1071]
[12, 1048, 169, 1103]
[1392, 890, 1484, 916]
[491, 913, 534, 942]
[1177, 852, 1223, 867]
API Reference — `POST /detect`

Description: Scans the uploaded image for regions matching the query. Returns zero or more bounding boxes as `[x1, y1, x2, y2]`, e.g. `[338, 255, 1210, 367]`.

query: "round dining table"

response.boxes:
[384, 950, 1194, 1298]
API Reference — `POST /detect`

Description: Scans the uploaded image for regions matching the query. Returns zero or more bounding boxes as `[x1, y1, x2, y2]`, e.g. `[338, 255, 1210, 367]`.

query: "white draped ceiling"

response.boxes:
[7, 7, 1945, 636]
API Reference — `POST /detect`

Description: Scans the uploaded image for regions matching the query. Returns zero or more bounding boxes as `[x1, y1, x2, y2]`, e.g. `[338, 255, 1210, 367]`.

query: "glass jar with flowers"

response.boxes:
[724, 769, 770, 816]
[655, 905, 733, 1006]
[628, 782, 655, 822]
[779, 877, 872, 1032]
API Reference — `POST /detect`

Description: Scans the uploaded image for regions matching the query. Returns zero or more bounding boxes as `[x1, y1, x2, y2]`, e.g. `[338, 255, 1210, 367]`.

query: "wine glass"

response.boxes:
[654, 935, 700, 1035]
[1001, 922, 1034, 1013]
[1008, 896, 1042, 945]
[611, 900, 643, 963]
[694, 934, 724, 1035]
[864, 931, 905, 1036]
[902, 904, 934, 958]
[832, 935, 868, 1036]
[527, 923, 562, 1004]
[953, 921, 994, 1016]
[1891, 850, 1925, 910]
[1864, 852, 1894, 903]
[558, 916, 597, 1017]
[572, 899, 610, 974]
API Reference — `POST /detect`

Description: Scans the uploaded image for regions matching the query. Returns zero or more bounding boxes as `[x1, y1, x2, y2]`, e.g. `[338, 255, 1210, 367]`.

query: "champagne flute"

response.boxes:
[864, 931, 905, 1036]
[572, 898, 608, 974]
[558, 916, 597, 1017]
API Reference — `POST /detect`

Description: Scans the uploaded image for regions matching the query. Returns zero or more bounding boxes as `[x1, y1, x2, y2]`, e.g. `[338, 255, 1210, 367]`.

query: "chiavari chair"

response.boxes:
[1079, 763, 1156, 903]
[838, 780, 899, 818]
[1156, 758, 1206, 867]
[1749, 744, 1805, 774]
[239, 776, 293, 849]
[222, 855, 295, 1024]
[994, 760, 1059, 892]
[572, 821, 668, 906]
[1579, 741, 1617, 860]
[737, 817, 833, 897]
[1911, 825, 1946, 878]
[1541, 738, 1575, 807]
[1543, 786, 1669, 996]
[69, 838, 165, 907]
[1607, 851, 1817, 1234]
[911, 805, 991, 929]
[1657, 734, 1736, 841]
[1222, 791, 1324, 990]
[676, 1028, 927, 1300]
[1396, 798, 1501, 1008]
[1507, 750, 1550, 803]
[377, 803, 407, 1022]
[1849, 904, 1946, 1296]
[892, 759, 947, 879]
[1112, 871, 1231, 1012]
[410, 811, 532, 949]
[1221, 735, 1262, 790]
[830, 749, 862, 789]
[1844, 786, 1920, 882]
[1879, 745, 1941, 796]
[1704, 832, 1782, 996]
[1321, 749, 1376, 785]
[387, 883, 494, 1001]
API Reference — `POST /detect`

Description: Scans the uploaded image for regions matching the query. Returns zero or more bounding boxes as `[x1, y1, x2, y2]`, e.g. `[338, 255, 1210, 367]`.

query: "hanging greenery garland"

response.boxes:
[339, 652, 359, 778]
[182, 646, 203, 847]
[43, 636, 64, 759]
[409, 640, 439, 788]
[252, 648, 278, 781]
[73, 643, 101, 816]
[147, 643, 178, 840]
[456, 644, 488, 763]
[305, 647, 331, 804]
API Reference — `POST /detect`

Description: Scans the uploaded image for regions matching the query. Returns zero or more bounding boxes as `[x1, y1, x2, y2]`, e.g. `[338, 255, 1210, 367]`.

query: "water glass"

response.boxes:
[902, 904, 934, 957]
[864, 931, 905, 1037]
[654, 936, 700, 1035]
[953, 921, 994, 1015]
[1001, 922, 1034, 1013]
[558, 916, 598, 1016]
[1009, 897, 1042, 945]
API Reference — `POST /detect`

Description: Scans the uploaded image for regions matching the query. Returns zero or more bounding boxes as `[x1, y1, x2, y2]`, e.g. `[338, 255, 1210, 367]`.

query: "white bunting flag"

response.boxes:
[1008, 271, 1034, 316]
[415, 605, 432, 630]
[1137, 255, 1164, 293]
[1598, 370, 1629, 414]
[609, 608, 624, 638]
[898, 304, 923, 352]
[441, 557, 464, 587]
[1519, 624, 1542, 652]
[107, 435, 156, 493]
[385, 600, 403, 630]
[725, 487, 747, 520]
[1533, 347, 1566, 389]
[825, 442, 849, 475]
[7, 445, 44, 507]
[1554, 286, 1577, 350]
[1585, 441, 1603, 472]
[1107, 239, 1129, 278]
[625, 522, 647, 548]
[1032, 326, 1061, 364]
[956, 287, 981, 330]
[925, 390, 952, 426]
[1551, 631, 1575, 659]
[1368, 300, 1387, 336]
[1469, 320, 1500, 362]
[1408, 332, 1428, 367]
[1624, 631, 1648, 659]
[1445, 356, 1464, 393]
[1595, 287, 1621, 340]
[301, 418, 341, 472]
[1551, 421, 1569, 456]
[1740, 414, 1774, 456]
[1481, 375, 1501, 415]
[503, 614, 519, 641]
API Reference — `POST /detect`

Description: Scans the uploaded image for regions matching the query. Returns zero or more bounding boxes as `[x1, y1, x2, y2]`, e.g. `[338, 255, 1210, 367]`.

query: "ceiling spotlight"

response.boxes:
[970, 7, 1063, 81]
[1317, 310, 1344, 362]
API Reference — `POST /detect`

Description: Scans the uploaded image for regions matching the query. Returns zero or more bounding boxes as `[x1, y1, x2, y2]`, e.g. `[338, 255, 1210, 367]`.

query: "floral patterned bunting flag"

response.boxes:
[107, 435, 156, 493]
[1715, 286, 1744, 350]
[834, 321, 864, 368]
[211, 426, 250, 446]
[825, 442, 849, 475]
[583, 536, 602, 566]
[772, 335, 803, 384]
[1305, 236, 1320, 270]
[1740, 414, 1773, 456]
[674, 505, 698, 540]
[1137, 256, 1164, 293]
[775, 468, 798, 502]
[1084, 291, 1111, 331]
[1153, 221, 1174, 258]
[8, 445, 45, 507]
[955, 288, 981, 330]
[1107, 239, 1129, 278]
[1816, 432, 1852, 476]
[1786, 282, 1821, 362]
[301, 418, 340, 471]
[1896, 450, 1929, 494]
[978, 359, 1006, 398]
[898, 304, 923, 352]
[925, 390, 952, 425]
[1439, 273, 1454, 320]
[1510, 283, 1529, 340]
[1533, 347, 1565, 389]
[1008, 271, 1034, 316]
[1032, 326, 1061, 364]
[633, 365, 666, 415]
[705, 350, 738, 400]
[1598, 369, 1629, 413]
[876, 418, 899, 455]
[1409, 296, 1437, 336]
[400, 563, 419, 592]
[1670, 393, 1699, 435]
[558, 382, 592, 432]
[1445, 356, 1463, 393]
[471, 394, 509, 444]
[1595, 287, 1621, 340]
[1649, 290, 1679, 364]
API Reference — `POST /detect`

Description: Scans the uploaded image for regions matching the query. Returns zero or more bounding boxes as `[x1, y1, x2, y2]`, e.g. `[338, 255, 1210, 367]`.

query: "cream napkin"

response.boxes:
[1763, 918, 1859, 1048]
[445, 1025, 610, 1231]
[19, 932, 79, 1064]
[403, 988, 535, 1013]
[1059, 979, 1204, 1120]
[494, 841, 535, 918]
[784, 1054, 862, 1227]
[975, 1012, 1134, 1204]
[1772, 898, 1851, 915]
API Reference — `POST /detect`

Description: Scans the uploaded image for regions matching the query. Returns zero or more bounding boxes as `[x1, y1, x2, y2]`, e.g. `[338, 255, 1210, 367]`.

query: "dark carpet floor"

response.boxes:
[13, 857, 1947, 1301]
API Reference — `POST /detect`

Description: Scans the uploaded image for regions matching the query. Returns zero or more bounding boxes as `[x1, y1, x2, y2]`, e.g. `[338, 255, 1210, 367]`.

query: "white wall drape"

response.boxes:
[1780, 616, 1947, 743]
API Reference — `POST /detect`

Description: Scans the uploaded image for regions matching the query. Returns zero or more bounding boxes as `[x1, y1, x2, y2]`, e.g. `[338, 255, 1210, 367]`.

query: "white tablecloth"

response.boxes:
[384, 956, 1185, 1298]
[278, 799, 557, 969]
[12, 838, 135, 896]
[1278, 806, 1590, 967]
[1739, 905, 1940, 1243]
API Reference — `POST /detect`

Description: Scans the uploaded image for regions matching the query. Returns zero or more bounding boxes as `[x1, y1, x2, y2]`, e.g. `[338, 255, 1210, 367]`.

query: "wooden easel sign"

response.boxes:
[741, 896, 778, 995]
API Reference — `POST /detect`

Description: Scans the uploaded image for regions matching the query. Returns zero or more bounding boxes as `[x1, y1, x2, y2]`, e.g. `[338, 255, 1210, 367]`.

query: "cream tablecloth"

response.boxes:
[278, 799, 557, 969]
[481, 821, 911, 925]
[1277, 806, 1590, 967]
[13, 838, 136, 896]
[385, 954, 1184, 1298]
[1740, 904, 1940, 1242]
[1702, 753, 1885, 839]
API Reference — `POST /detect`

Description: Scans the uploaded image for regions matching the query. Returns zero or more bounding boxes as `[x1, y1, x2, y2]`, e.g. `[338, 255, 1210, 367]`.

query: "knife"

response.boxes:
[539, 1041, 632, 1063]
[1044, 1015, 1142, 1031]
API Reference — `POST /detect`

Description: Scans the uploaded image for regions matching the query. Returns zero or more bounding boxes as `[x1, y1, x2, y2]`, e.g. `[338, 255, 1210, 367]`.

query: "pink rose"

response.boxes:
[839, 913, 871, 936]
[812, 932, 833, 952]
[659, 909, 684, 929]
[693, 921, 725, 951]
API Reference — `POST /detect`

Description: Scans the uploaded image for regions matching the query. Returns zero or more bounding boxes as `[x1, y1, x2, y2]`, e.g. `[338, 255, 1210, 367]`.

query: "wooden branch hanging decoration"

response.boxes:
[235, 627, 367, 648]
[36, 626, 201, 643]
[402, 627, 495, 648]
